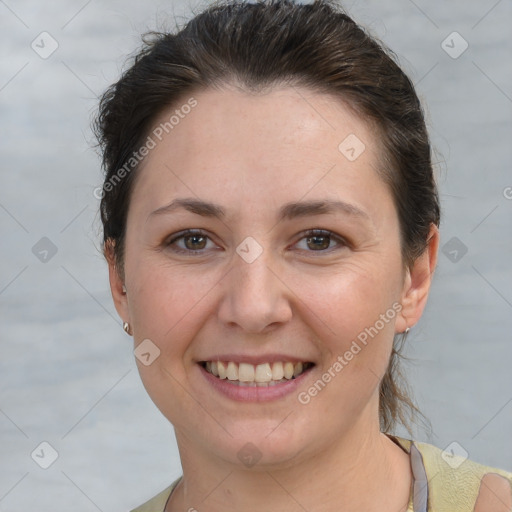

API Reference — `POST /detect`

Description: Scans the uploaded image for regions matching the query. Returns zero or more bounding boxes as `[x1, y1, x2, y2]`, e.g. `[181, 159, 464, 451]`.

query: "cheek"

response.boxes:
[126, 259, 219, 421]
[127, 256, 225, 349]
[291, 261, 400, 340]
[292, 261, 401, 403]
[295, 274, 398, 419]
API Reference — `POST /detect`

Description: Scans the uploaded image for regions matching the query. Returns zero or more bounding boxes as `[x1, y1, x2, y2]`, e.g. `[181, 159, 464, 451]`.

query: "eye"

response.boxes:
[165, 228, 347, 256]
[294, 229, 347, 253]
[166, 229, 217, 254]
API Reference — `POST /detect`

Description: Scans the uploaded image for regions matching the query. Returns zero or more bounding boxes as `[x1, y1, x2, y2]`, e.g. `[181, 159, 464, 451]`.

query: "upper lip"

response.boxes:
[196, 354, 315, 365]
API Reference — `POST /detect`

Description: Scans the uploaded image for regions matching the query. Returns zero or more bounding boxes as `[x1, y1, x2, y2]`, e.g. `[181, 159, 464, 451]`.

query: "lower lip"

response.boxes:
[198, 364, 313, 402]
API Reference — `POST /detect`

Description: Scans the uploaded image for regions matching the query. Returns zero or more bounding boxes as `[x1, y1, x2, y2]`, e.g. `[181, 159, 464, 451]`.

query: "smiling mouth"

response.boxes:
[199, 361, 314, 386]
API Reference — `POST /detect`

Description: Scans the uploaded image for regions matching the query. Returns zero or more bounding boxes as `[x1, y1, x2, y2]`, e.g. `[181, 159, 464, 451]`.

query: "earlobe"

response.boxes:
[396, 224, 440, 334]
[105, 240, 131, 326]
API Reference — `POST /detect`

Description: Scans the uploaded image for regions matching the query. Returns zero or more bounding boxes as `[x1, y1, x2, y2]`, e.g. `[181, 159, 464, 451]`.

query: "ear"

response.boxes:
[395, 223, 440, 334]
[105, 239, 131, 326]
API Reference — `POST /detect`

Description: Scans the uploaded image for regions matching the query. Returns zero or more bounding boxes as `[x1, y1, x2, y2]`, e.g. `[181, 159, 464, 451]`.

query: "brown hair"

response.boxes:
[94, 0, 440, 435]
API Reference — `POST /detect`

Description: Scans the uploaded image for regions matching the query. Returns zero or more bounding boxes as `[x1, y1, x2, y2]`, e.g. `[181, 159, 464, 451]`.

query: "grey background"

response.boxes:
[1, 0, 511, 510]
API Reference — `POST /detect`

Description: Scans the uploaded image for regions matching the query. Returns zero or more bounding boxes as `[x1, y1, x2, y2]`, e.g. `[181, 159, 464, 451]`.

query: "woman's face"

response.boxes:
[110, 85, 431, 468]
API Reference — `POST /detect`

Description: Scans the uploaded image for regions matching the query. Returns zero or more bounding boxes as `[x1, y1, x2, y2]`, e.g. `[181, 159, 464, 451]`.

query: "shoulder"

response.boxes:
[130, 477, 181, 512]
[392, 435, 512, 512]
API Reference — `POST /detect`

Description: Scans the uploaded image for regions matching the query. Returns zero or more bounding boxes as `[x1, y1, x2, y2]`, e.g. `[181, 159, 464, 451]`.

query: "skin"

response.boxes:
[107, 85, 440, 512]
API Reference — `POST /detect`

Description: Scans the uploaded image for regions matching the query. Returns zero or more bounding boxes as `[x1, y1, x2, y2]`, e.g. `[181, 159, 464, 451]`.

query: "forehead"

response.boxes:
[129, 85, 392, 224]
[147, 85, 374, 161]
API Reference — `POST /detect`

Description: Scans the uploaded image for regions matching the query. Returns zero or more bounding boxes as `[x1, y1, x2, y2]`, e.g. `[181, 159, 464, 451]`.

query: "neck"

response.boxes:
[167, 412, 412, 512]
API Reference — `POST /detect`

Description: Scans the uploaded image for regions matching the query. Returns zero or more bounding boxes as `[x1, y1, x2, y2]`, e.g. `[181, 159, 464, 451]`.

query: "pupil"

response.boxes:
[307, 235, 329, 250]
[186, 235, 206, 250]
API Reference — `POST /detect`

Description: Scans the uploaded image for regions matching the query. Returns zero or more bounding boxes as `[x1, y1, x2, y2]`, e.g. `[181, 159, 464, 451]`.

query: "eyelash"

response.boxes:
[165, 229, 348, 256]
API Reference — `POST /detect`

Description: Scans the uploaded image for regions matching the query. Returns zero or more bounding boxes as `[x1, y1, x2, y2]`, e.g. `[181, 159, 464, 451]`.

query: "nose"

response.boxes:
[217, 244, 293, 334]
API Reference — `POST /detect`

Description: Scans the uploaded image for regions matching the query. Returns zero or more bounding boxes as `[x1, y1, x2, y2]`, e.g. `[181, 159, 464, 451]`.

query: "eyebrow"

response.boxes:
[148, 197, 371, 224]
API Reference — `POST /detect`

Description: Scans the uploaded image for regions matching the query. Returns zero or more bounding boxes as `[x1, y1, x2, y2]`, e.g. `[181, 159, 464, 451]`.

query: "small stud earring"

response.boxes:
[123, 322, 132, 335]
[404, 327, 410, 334]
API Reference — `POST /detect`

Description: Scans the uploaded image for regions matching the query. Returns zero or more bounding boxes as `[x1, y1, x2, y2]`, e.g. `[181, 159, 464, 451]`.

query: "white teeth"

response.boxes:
[203, 360, 311, 383]
[283, 362, 294, 379]
[238, 363, 255, 382]
[254, 363, 272, 383]
[217, 361, 227, 379]
[272, 362, 284, 380]
[226, 361, 238, 380]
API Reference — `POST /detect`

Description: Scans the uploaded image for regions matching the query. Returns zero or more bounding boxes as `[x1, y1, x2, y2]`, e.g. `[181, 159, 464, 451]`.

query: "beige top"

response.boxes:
[130, 434, 512, 511]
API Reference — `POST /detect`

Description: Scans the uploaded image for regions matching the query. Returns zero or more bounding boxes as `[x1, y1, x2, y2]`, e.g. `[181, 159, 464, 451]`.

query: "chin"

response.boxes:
[204, 420, 315, 470]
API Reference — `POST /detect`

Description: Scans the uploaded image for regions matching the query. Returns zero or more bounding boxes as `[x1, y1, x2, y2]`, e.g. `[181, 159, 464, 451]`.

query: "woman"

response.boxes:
[94, 0, 512, 510]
